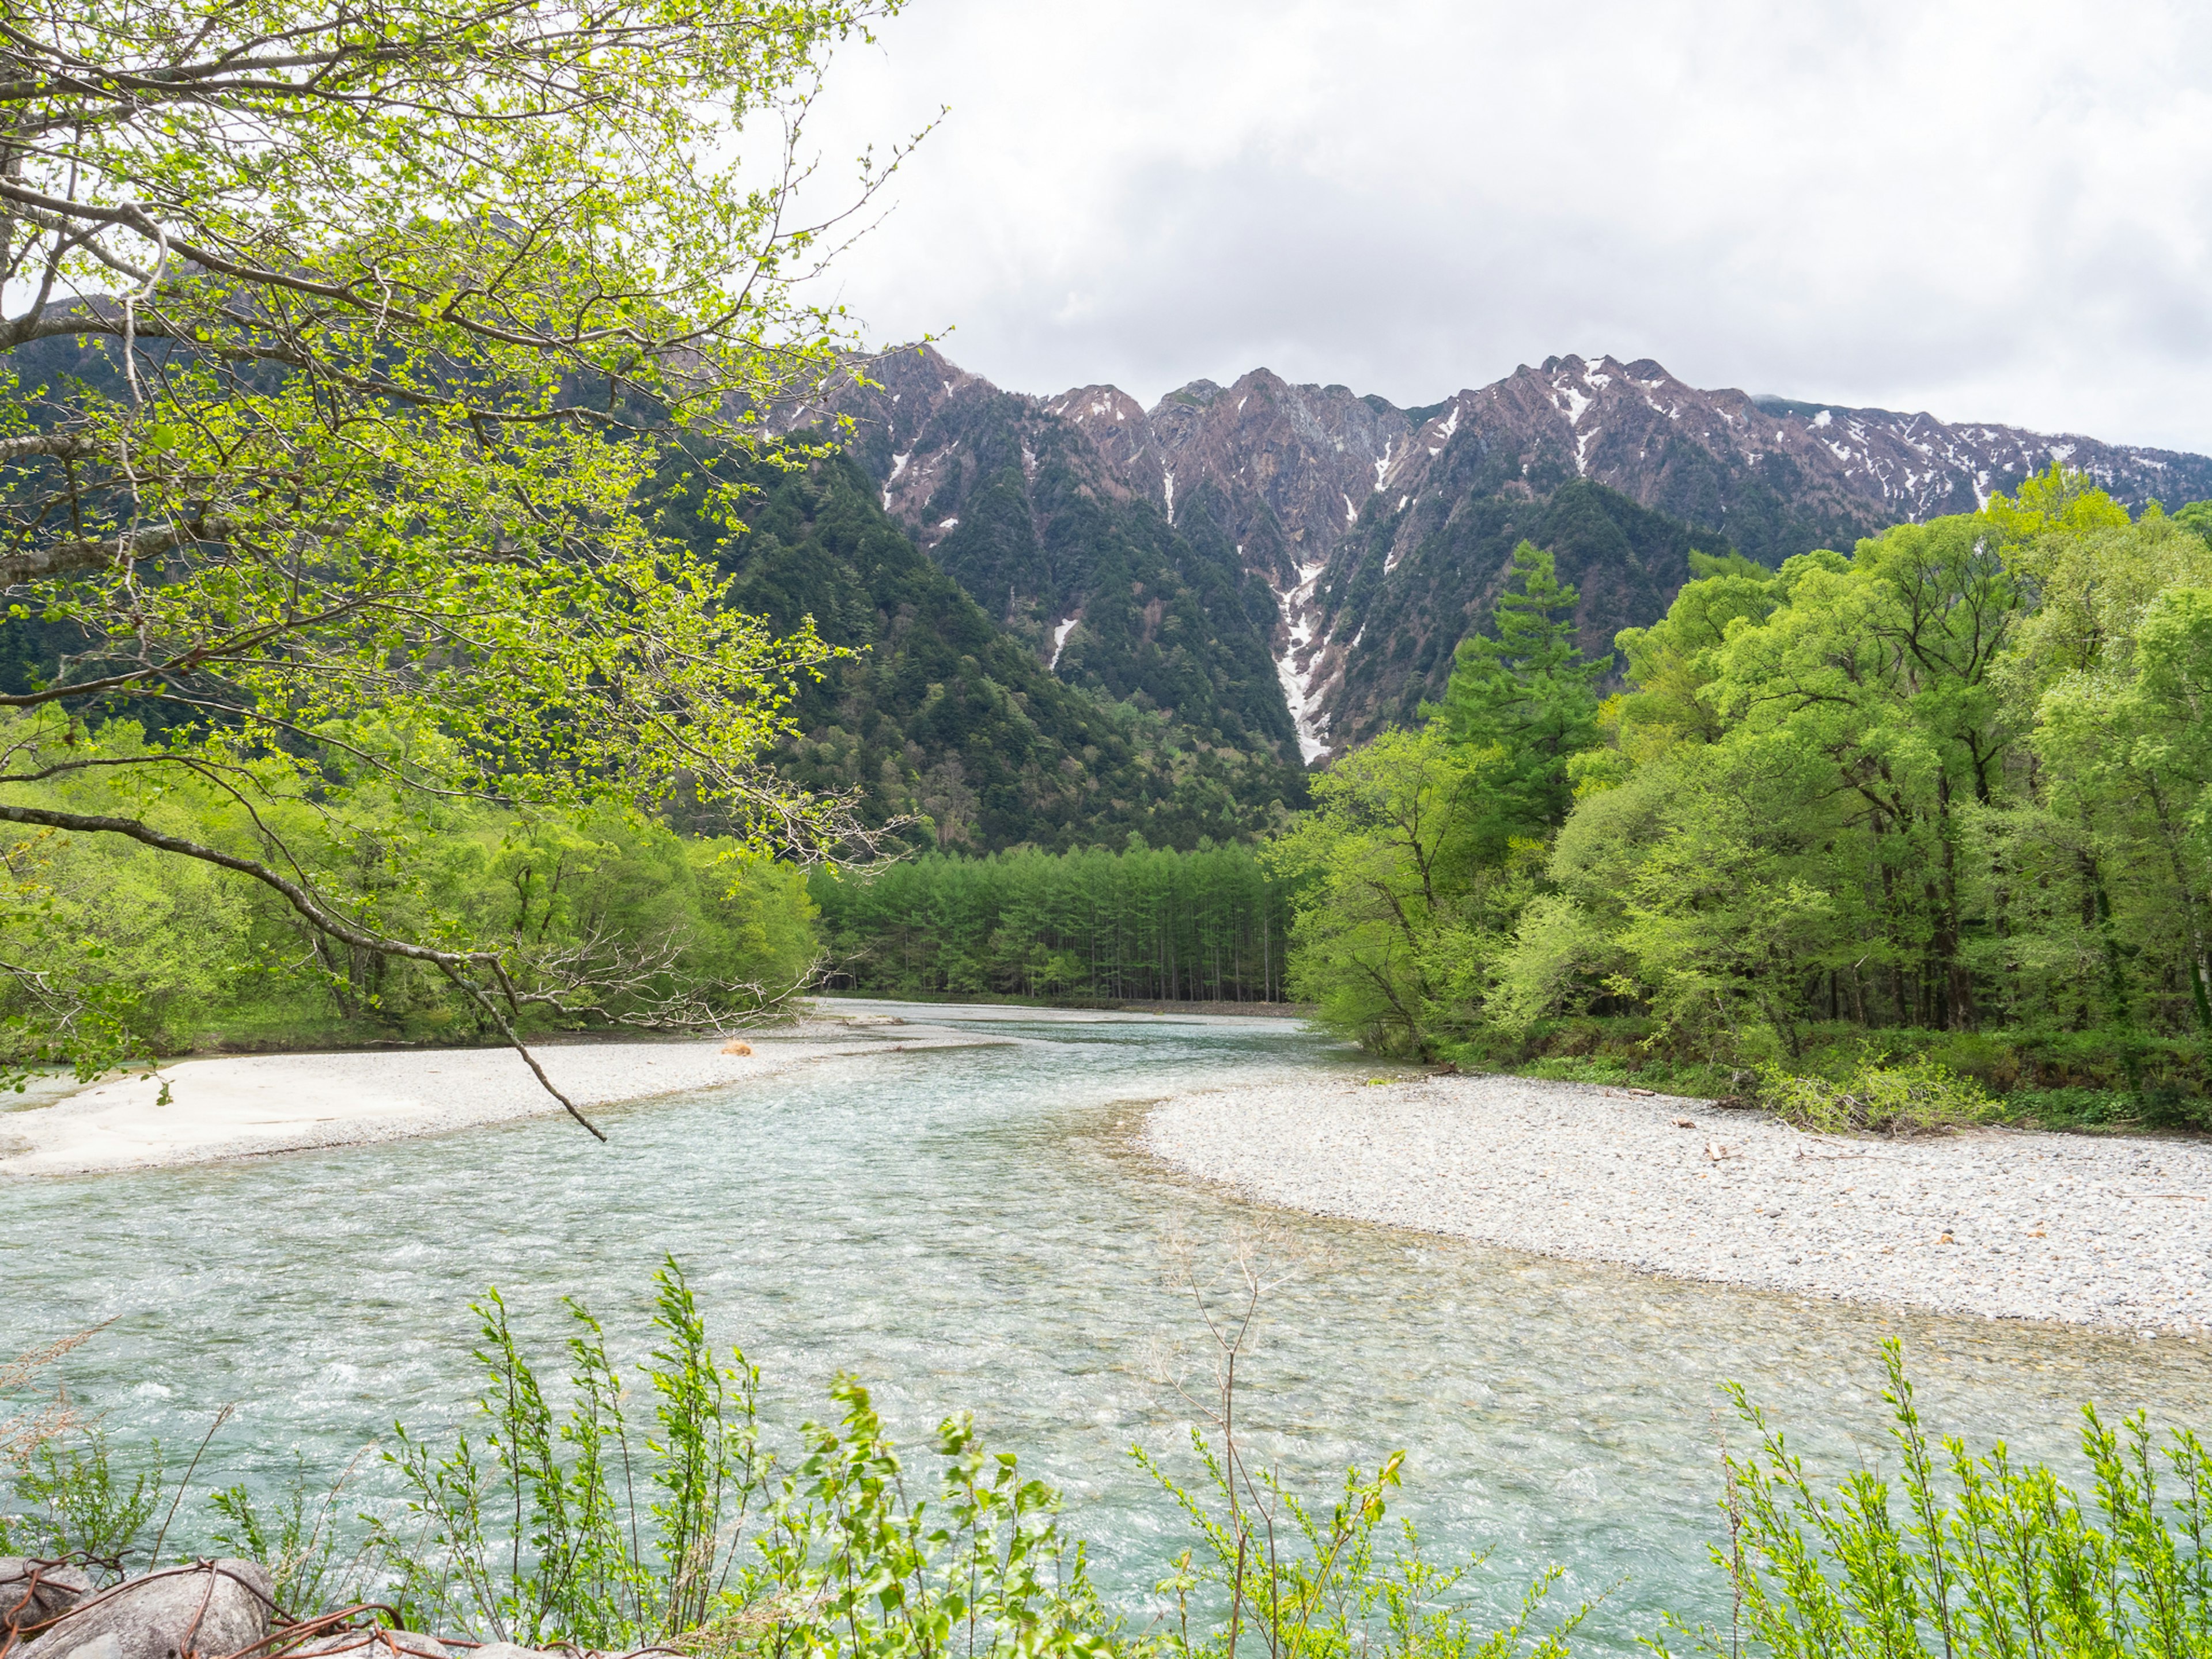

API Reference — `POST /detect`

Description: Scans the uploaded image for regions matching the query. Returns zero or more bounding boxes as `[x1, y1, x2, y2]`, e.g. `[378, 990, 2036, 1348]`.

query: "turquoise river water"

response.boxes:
[4, 1003, 2210, 1649]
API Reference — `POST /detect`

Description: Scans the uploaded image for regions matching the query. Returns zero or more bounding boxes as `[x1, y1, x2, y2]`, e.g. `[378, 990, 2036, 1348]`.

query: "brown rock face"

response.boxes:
[831, 346, 2212, 762]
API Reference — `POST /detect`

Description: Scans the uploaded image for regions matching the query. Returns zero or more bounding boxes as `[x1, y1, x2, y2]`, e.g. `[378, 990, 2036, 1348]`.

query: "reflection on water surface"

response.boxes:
[4, 1003, 2207, 1650]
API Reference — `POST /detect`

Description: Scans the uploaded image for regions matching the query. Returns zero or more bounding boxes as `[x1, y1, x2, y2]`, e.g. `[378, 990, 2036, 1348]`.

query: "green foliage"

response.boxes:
[1656, 1341, 2212, 1659]
[0, 720, 823, 1066]
[1756, 1052, 1999, 1135]
[5, 1427, 164, 1568]
[1283, 550, 1612, 1056]
[371, 1261, 761, 1643]
[1, 0, 902, 1085]
[1274, 729, 1532, 1055]
[2000, 1086, 2147, 1129]
[209, 1455, 361, 1618]
[1423, 543, 1611, 844]
[814, 841, 1296, 1003]
[366, 1262, 1113, 1657]
[1140, 1433, 1588, 1659]
[744, 1381, 1112, 1659]
[1322, 467, 2212, 1099]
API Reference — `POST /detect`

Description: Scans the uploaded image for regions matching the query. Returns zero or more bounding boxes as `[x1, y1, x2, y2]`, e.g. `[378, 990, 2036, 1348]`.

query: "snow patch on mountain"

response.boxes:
[1273, 558, 1335, 764]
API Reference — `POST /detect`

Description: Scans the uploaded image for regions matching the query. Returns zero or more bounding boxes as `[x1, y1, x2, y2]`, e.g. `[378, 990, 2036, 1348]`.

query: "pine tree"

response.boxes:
[1423, 541, 1611, 836]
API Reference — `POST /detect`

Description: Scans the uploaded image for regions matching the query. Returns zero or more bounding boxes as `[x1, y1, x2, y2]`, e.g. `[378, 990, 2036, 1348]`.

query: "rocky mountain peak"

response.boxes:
[832, 344, 2212, 767]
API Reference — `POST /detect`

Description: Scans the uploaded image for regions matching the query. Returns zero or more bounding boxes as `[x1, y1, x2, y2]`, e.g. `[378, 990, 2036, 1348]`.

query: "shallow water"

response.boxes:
[5, 1004, 2210, 1649]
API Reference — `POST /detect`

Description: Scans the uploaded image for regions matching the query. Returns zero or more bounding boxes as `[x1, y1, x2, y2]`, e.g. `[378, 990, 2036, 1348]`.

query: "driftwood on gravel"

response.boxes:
[10, 1561, 272, 1659]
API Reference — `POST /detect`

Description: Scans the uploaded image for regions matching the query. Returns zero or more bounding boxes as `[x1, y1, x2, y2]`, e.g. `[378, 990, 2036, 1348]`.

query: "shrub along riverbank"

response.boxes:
[5, 1267, 2208, 1659]
[0, 753, 1301, 1073]
[0, 724, 820, 1068]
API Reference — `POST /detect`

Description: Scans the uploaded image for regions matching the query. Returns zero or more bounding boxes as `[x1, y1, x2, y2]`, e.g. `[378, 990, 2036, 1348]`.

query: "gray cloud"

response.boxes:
[797, 0, 2212, 449]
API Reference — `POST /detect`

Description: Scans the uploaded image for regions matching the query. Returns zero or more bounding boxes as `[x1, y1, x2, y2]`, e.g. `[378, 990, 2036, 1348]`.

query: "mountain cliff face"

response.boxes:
[828, 347, 2212, 761]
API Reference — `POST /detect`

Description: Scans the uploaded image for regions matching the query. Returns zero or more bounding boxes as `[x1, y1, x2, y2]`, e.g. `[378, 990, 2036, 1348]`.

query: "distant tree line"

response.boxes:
[811, 842, 1298, 1002]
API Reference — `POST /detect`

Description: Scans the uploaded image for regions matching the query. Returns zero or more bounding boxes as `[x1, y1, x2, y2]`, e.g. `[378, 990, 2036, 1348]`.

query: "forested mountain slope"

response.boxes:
[828, 347, 2212, 757]
[653, 449, 1307, 851]
[828, 355, 1298, 763]
[0, 332, 1306, 853]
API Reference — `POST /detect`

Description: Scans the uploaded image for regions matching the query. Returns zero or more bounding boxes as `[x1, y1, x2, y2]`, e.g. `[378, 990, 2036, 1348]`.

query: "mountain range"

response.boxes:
[12, 328, 2209, 854]
[824, 347, 2212, 758]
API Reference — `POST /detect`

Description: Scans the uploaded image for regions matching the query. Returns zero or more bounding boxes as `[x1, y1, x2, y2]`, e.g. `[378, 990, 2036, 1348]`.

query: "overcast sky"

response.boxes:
[796, 0, 2212, 451]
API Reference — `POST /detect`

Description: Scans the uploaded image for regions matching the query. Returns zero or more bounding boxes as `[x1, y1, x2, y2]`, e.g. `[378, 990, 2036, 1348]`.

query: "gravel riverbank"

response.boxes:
[1143, 1074, 2212, 1335]
[0, 1013, 999, 1176]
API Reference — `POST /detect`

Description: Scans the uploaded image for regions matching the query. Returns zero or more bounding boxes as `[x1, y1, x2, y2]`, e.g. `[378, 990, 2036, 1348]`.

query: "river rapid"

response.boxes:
[5, 1003, 2209, 1649]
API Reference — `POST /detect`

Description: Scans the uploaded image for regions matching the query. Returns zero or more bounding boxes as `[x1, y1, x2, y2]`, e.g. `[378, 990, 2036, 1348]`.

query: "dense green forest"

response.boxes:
[1282, 468, 2212, 1113]
[811, 840, 1294, 1002]
[0, 725, 821, 1058]
[656, 446, 1308, 853]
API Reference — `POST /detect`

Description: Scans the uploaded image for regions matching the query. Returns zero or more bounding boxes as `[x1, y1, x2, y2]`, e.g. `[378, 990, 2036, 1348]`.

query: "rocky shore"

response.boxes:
[1143, 1073, 2212, 1335]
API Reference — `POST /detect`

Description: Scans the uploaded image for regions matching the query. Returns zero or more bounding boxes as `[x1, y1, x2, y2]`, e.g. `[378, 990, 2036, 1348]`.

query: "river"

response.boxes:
[5, 1003, 2209, 1649]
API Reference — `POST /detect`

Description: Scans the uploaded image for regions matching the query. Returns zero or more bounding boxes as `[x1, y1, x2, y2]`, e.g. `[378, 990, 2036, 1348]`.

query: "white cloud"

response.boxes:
[796, 0, 2212, 450]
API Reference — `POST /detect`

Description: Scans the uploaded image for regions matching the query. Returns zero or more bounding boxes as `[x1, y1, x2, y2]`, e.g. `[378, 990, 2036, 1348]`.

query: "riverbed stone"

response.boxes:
[290, 1630, 452, 1659]
[15, 1560, 274, 1659]
[1144, 1073, 2212, 1333]
[2, 1560, 95, 1638]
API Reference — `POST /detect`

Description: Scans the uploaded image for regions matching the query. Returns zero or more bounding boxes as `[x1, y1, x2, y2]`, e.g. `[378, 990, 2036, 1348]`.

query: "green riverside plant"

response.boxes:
[363, 1259, 1113, 1659]
[11, 1282, 2212, 1659]
[1654, 1341, 2212, 1659]
[1755, 1054, 2000, 1135]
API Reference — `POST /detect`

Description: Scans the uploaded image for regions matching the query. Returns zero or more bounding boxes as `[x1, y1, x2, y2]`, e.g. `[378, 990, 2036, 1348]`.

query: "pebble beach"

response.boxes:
[0, 1014, 998, 1176]
[1143, 1074, 2212, 1335]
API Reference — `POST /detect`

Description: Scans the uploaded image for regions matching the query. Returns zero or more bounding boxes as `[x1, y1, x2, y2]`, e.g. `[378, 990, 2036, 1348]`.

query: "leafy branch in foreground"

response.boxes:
[1654, 1338, 2212, 1659]
[0, 0, 925, 1116]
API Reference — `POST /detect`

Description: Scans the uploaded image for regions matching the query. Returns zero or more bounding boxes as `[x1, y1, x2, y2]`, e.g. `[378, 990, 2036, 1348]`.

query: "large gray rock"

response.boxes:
[290, 1632, 452, 1659]
[15, 1560, 274, 1659]
[2, 1560, 95, 1639]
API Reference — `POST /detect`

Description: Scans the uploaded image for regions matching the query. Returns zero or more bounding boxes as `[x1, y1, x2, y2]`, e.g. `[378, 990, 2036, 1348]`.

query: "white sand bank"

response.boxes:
[0, 1012, 993, 1177]
[1144, 1074, 2212, 1335]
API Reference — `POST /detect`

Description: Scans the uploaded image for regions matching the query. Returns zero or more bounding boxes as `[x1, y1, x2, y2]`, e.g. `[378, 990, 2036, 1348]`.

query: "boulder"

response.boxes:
[288, 1631, 450, 1659]
[2, 1560, 96, 1640]
[16, 1560, 274, 1659]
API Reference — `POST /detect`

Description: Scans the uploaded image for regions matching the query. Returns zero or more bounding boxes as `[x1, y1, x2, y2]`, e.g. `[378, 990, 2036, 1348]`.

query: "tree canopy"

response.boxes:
[1284, 465, 2212, 1111]
[0, 0, 911, 1115]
